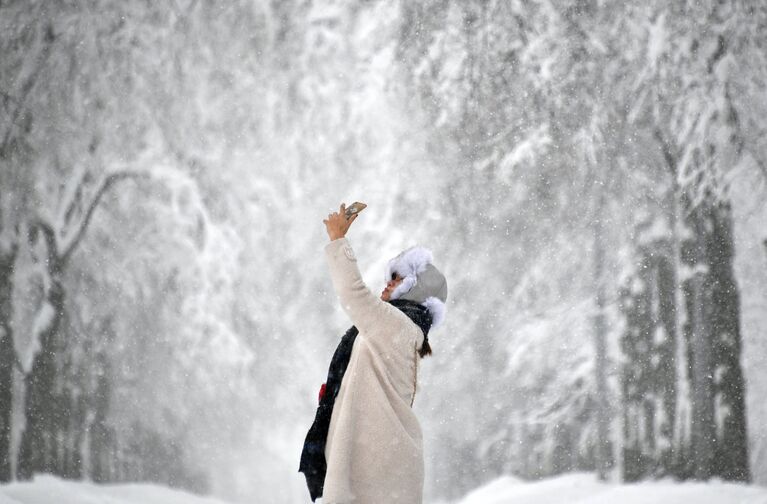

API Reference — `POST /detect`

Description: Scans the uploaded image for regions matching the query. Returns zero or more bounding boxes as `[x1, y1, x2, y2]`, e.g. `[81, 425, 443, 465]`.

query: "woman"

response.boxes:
[299, 203, 448, 503]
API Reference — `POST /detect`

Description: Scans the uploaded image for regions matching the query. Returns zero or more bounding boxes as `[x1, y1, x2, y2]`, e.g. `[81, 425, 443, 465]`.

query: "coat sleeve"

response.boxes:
[324, 237, 397, 336]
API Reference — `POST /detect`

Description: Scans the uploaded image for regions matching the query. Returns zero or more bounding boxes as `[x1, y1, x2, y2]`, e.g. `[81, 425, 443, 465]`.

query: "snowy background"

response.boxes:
[1, 0, 766, 503]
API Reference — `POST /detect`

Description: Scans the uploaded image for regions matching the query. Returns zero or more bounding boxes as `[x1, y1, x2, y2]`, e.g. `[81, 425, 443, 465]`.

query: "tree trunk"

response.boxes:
[592, 194, 611, 480]
[669, 189, 693, 479]
[89, 350, 113, 482]
[14, 170, 141, 481]
[653, 253, 677, 476]
[620, 261, 654, 482]
[706, 202, 750, 482]
[681, 198, 750, 482]
[0, 243, 17, 481]
[17, 270, 73, 479]
[687, 203, 717, 480]
[619, 226, 677, 481]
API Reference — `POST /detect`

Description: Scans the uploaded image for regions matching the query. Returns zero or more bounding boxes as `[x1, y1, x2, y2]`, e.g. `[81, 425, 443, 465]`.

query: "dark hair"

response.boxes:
[419, 337, 432, 358]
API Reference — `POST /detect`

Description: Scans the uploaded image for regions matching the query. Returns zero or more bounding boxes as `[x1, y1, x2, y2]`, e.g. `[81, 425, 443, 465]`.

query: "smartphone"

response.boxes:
[345, 202, 367, 219]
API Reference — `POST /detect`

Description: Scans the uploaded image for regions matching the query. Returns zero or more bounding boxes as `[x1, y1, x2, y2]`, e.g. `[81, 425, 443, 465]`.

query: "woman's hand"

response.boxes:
[323, 203, 359, 241]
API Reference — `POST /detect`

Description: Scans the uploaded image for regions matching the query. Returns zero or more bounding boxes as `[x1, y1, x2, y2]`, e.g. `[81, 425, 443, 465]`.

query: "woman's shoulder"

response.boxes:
[373, 301, 415, 329]
[366, 303, 424, 346]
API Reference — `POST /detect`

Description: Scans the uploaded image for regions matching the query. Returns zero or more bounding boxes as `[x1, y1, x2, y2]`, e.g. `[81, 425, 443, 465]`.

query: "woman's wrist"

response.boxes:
[323, 203, 358, 242]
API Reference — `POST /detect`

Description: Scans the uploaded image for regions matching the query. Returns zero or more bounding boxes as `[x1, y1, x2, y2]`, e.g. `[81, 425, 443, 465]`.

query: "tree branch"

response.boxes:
[58, 165, 89, 236]
[653, 127, 678, 178]
[28, 216, 59, 269]
[0, 22, 55, 156]
[59, 170, 149, 265]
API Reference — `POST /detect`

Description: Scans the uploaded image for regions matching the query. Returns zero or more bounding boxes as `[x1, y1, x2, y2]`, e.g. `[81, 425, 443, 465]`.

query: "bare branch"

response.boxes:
[60, 170, 149, 265]
[57, 164, 89, 236]
[653, 127, 678, 179]
[28, 215, 59, 269]
[0, 22, 56, 156]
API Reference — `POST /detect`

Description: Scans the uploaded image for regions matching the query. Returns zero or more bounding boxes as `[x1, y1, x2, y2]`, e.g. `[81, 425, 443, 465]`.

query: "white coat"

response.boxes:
[322, 238, 425, 504]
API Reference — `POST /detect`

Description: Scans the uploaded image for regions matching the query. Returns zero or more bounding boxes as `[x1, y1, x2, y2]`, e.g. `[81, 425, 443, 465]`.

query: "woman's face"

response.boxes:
[381, 273, 404, 301]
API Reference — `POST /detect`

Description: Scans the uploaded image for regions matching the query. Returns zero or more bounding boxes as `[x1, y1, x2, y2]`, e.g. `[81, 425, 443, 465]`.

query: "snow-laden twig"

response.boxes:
[59, 169, 150, 266]
[23, 301, 55, 374]
[27, 215, 59, 268]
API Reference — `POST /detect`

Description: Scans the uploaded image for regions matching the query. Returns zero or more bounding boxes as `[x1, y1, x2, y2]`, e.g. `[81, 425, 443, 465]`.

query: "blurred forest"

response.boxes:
[1, 0, 766, 502]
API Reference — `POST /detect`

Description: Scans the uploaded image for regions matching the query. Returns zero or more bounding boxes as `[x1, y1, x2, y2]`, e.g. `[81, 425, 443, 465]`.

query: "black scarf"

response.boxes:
[298, 299, 432, 502]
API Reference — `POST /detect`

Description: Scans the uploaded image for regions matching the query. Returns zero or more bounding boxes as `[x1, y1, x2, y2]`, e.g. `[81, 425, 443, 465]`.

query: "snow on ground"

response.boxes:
[2, 472, 767, 504]
[0, 475, 230, 504]
[457, 472, 767, 504]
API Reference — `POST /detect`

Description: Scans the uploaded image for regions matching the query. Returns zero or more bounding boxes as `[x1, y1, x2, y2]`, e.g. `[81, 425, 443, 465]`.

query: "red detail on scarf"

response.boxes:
[318, 383, 327, 403]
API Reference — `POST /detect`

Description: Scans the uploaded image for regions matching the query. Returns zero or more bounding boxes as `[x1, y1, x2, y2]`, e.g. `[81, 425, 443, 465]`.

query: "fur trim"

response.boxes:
[422, 296, 446, 328]
[386, 246, 434, 302]
[390, 275, 417, 301]
[385, 246, 434, 283]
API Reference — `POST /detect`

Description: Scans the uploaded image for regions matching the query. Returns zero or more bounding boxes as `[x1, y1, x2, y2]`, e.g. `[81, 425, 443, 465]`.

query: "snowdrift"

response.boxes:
[0, 475, 230, 504]
[458, 472, 767, 504]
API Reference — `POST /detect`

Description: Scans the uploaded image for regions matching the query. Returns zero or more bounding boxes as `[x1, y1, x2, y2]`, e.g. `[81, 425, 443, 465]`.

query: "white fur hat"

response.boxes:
[385, 246, 448, 328]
